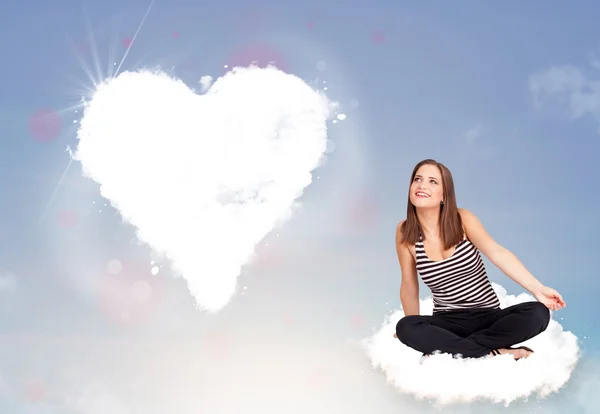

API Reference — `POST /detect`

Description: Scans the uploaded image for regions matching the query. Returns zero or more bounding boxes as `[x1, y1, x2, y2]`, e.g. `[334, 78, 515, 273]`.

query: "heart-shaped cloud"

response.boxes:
[73, 66, 337, 312]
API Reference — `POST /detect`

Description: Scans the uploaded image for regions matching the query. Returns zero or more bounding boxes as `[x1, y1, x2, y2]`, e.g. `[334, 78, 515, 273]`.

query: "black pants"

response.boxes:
[395, 301, 550, 358]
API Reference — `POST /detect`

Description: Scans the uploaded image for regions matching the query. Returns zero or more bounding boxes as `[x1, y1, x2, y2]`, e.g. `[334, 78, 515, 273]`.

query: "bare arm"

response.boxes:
[396, 221, 420, 316]
[458, 209, 544, 294]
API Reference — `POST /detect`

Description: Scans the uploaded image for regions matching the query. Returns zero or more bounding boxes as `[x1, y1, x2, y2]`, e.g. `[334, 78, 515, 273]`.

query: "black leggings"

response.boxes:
[395, 301, 550, 358]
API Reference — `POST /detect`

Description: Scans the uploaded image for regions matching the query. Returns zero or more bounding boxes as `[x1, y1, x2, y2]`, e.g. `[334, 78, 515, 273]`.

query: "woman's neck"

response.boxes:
[416, 208, 440, 238]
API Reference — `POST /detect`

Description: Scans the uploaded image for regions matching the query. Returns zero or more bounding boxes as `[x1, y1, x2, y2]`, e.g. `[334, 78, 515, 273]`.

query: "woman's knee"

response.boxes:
[525, 301, 550, 331]
[395, 315, 424, 343]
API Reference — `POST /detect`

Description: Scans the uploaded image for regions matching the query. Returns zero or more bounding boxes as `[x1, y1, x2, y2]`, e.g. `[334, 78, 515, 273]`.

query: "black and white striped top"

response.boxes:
[415, 233, 500, 314]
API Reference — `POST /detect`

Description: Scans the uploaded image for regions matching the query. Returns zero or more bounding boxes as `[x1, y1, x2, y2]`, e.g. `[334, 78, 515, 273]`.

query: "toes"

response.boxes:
[519, 350, 532, 359]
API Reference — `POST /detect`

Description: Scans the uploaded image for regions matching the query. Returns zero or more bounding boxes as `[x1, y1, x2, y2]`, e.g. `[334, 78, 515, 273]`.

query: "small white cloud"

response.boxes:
[529, 61, 600, 131]
[198, 75, 213, 93]
[0, 272, 17, 294]
[464, 124, 483, 144]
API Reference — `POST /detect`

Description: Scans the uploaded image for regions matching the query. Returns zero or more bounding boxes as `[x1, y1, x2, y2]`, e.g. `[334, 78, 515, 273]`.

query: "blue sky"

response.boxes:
[0, 0, 599, 413]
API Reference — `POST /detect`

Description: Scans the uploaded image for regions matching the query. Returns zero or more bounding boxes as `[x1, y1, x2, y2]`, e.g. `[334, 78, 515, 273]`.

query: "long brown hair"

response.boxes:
[399, 159, 463, 249]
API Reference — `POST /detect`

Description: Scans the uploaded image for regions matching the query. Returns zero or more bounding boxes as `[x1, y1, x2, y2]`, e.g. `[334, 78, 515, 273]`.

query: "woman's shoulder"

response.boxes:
[396, 219, 405, 239]
[457, 208, 485, 239]
[396, 219, 406, 231]
[396, 219, 409, 235]
[396, 219, 415, 246]
[396, 220, 404, 238]
[457, 207, 469, 217]
[457, 208, 480, 226]
[396, 220, 417, 259]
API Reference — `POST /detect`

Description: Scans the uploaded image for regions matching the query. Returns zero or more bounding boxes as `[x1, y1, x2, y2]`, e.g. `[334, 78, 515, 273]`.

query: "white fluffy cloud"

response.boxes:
[198, 75, 213, 93]
[529, 61, 600, 130]
[360, 283, 580, 407]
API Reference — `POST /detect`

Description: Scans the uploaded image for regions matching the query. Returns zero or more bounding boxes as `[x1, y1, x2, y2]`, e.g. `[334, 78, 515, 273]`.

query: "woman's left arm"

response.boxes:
[458, 209, 566, 310]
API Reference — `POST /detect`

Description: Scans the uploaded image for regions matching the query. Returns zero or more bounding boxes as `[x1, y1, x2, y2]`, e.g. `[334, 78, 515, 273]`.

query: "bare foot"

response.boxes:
[491, 347, 533, 360]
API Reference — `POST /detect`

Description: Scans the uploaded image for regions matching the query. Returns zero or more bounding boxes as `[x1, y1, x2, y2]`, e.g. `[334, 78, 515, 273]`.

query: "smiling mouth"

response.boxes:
[415, 192, 430, 198]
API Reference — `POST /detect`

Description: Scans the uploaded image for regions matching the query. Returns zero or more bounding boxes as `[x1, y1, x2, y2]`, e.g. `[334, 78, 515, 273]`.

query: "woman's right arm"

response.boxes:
[396, 221, 420, 316]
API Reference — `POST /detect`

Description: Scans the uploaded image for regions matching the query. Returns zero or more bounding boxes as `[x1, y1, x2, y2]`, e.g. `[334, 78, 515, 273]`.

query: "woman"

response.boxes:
[393, 159, 566, 360]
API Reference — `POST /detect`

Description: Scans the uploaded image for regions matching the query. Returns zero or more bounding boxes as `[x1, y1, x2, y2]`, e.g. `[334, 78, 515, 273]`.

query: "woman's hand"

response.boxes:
[533, 285, 566, 311]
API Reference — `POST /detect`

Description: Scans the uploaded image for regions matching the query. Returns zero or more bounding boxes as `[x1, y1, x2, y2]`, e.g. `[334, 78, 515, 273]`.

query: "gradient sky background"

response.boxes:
[1, 0, 599, 413]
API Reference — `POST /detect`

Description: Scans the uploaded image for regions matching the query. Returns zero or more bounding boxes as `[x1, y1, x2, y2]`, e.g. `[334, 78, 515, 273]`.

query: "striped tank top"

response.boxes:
[415, 233, 500, 313]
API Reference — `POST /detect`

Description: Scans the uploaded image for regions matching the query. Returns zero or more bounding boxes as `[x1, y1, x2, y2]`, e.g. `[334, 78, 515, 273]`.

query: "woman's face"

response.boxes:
[409, 164, 444, 208]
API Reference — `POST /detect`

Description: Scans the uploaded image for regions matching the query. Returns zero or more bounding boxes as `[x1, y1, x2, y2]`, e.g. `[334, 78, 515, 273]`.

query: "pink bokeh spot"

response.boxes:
[350, 313, 366, 330]
[172, 31, 180, 39]
[25, 380, 45, 402]
[372, 31, 386, 44]
[204, 329, 232, 359]
[255, 243, 283, 271]
[28, 109, 61, 142]
[58, 210, 77, 227]
[307, 22, 315, 30]
[98, 260, 163, 325]
[306, 367, 331, 392]
[225, 44, 288, 73]
[76, 42, 89, 54]
[347, 193, 378, 233]
[283, 314, 296, 326]
[122, 37, 133, 49]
